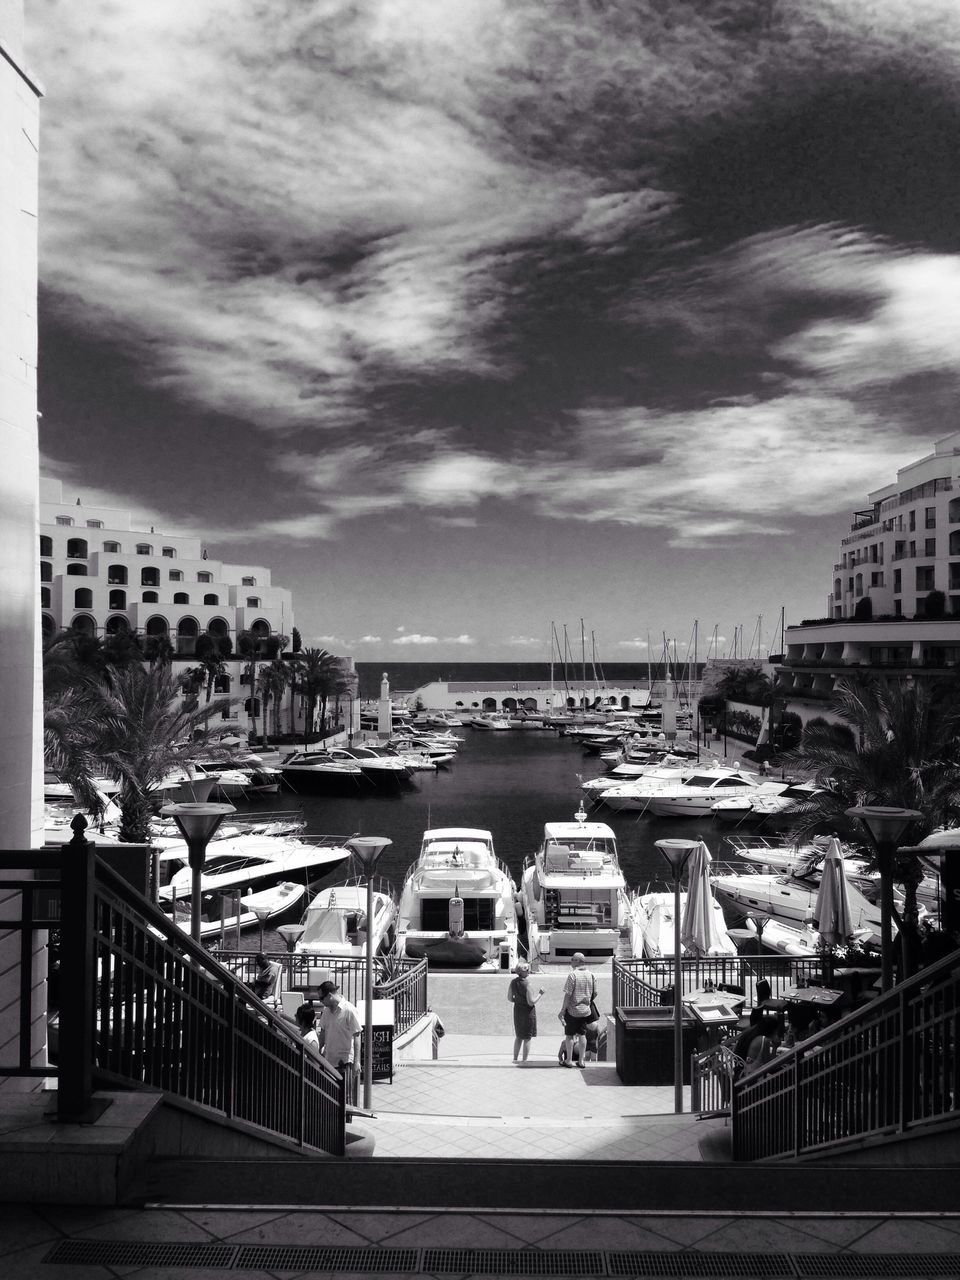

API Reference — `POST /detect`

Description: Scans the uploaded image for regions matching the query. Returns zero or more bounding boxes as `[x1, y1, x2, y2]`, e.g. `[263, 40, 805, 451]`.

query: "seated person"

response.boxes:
[251, 952, 281, 1002]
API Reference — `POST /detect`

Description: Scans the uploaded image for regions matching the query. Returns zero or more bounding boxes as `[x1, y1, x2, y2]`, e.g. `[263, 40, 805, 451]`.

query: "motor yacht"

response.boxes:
[644, 768, 763, 818]
[159, 880, 306, 941]
[519, 805, 636, 964]
[313, 745, 414, 787]
[631, 889, 738, 959]
[160, 834, 351, 905]
[395, 827, 520, 970]
[710, 782, 818, 825]
[279, 750, 367, 793]
[425, 712, 464, 728]
[471, 715, 511, 730]
[388, 735, 458, 766]
[295, 876, 398, 959]
[593, 762, 740, 811]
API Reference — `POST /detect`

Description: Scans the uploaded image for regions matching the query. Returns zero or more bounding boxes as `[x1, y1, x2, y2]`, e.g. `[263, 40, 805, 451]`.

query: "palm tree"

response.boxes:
[291, 648, 338, 747]
[785, 676, 960, 977]
[193, 633, 226, 703]
[258, 658, 291, 740]
[237, 629, 260, 743]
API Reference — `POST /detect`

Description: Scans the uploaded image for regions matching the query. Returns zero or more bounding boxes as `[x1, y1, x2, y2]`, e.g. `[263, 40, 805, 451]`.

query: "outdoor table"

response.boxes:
[784, 985, 845, 1006]
[687, 987, 746, 1012]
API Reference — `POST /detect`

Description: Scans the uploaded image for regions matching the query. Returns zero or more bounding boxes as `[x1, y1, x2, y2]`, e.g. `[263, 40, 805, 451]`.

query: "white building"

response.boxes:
[776, 431, 960, 719]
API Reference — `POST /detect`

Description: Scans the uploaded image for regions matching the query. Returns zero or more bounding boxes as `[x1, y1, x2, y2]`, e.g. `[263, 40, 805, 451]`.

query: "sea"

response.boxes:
[228, 727, 738, 952]
[353, 662, 704, 700]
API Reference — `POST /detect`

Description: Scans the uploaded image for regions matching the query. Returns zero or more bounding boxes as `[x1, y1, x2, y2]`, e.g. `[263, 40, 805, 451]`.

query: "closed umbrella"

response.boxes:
[680, 840, 727, 955]
[813, 837, 856, 948]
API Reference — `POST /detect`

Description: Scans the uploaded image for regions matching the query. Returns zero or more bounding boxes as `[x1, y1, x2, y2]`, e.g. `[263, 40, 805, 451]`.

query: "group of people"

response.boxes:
[508, 951, 603, 1066]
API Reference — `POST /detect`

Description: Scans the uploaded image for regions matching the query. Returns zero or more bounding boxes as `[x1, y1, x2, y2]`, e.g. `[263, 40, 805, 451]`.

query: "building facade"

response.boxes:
[776, 432, 960, 719]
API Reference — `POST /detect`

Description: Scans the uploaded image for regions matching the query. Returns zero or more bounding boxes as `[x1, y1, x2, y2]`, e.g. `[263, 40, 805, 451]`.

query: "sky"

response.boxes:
[29, 0, 960, 661]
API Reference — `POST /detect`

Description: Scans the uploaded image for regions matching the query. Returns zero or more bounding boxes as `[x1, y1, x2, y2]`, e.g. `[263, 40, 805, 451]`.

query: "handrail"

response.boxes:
[613, 956, 824, 1007]
[732, 947, 960, 1161]
[691, 1042, 745, 1115]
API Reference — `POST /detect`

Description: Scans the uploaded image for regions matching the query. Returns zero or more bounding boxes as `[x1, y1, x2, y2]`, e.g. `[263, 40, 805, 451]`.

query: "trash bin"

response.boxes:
[615, 1006, 697, 1085]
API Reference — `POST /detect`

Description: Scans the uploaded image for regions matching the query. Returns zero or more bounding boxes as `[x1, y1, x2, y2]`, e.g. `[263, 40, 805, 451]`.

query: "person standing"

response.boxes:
[560, 952, 596, 1068]
[507, 960, 544, 1063]
[316, 980, 362, 1104]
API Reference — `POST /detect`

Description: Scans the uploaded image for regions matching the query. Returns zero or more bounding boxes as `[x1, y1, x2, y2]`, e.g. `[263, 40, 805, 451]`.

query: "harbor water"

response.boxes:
[228, 729, 750, 951]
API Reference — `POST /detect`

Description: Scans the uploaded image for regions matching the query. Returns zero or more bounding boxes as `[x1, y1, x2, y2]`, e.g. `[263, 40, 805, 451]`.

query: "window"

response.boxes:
[66, 538, 88, 559]
[926, 507, 937, 529]
[241, 576, 256, 586]
[203, 593, 219, 606]
[40, 561, 52, 582]
[136, 543, 152, 555]
[103, 540, 120, 553]
[86, 519, 103, 528]
[917, 566, 935, 592]
[162, 546, 176, 558]
[833, 579, 841, 598]
[243, 697, 262, 717]
[893, 568, 902, 593]
[70, 615, 95, 636]
[950, 564, 960, 591]
[951, 596, 960, 616]
[909, 541, 916, 558]
[214, 674, 231, 693]
[894, 540, 905, 559]
[173, 592, 189, 604]
[66, 563, 88, 576]
[895, 599, 902, 617]
[871, 572, 883, 588]
[40, 586, 50, 608]
[74, 587, 93, 609]
[55, 516, 73, 526]
[39, 535, 52, 556]
[108, 564, 127, 584]
[246, 596, 261, 608]
[108, 589, 126, 610]
[141, 567, 159, 587]
[854, 574, 863, 597]
[909, 510, 917, 531]
[925, 538, 937, 557]
[197, 571, 212, 583]
[847, 577, 853, 592]
[142, 591, 159, 603]
[169, 569, 183, 581]
[106, 615, 129, 634]
[41, 613, 56, 640]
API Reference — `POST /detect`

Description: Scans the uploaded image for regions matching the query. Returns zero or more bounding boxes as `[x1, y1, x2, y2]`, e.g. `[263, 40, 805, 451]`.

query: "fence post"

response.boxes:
[57, 817, 110, 1123]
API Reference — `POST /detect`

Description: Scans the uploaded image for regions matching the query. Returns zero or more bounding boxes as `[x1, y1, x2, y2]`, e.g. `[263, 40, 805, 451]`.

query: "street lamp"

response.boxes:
[346, 835, 393, 1110]
[656, 837, 698, 1114]
[160, 801, 236, 943]
[846, 806, 921, 993]
[277, 923, 305, 954]
[253, 906, 271, 955]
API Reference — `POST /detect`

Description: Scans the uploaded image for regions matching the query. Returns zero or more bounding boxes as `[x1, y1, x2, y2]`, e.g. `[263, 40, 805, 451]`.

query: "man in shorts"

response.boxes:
[316, 980, 362, 1104]
[560, 952, 595, 1068]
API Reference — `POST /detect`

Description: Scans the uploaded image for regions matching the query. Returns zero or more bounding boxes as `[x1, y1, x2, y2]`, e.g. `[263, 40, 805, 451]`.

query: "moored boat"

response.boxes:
[295, 876, 398, 958]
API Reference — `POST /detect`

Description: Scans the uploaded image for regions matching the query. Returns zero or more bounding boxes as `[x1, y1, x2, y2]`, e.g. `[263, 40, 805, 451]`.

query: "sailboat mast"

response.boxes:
[581, 618, 587, 712]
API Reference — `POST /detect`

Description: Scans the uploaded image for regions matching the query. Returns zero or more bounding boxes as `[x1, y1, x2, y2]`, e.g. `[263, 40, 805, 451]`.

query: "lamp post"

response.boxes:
[277, 923, 305, 954]
[346, 835, 393, 1110]
[846, 806, 921, 993]
[254, 906, 271, 955]
[160, 801, 236, 943]
[656, 837, 698, 1114]
[746, 912, 769, 954]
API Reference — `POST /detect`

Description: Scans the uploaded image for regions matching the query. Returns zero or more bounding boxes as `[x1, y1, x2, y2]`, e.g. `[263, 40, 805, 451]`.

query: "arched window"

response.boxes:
[169, 569, 183, 581]
[39, 535, 52, 556]
[197, 571, 212, 583]
[66, 538, 88, 559]
[173, 592, 189, 604]
[108, 564, 127, 584]
[41, 613, 56, 640]
[243, 697, 262, 716]
[108, 589, 126, 610]
[142, 591, 159, 603]
[162, 546, 176, 558]
[145, 616, 168, 637]
[251, 619, 270, 638]
[40, 586, 50, 608]
[66, 563, 88, 576]
[246, 597, 261, 608]
[103, 540, 121, 553]
[177, 616, 200, 656]
[136, 543, 152, 555]
[106, 615, 129, 634]
[141, 567, 159, 587]
[74, 587, 93, 609]
[71, 614, 95, 636]
[40, 561, 52, 582]
[950, 531, 960, 556]
[241, 576, 256, 586]
[203, 593, 219, 605]
[208, 617, 229, 638]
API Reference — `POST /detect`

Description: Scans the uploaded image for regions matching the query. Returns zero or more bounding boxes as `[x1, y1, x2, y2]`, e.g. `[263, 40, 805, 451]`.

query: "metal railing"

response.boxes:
[732, 949, 960, 1162]
[613, 956, 823, 1008]
[213, 950, 428, 1034]
[0, 840, 345, 1156]
[691, 1043, 745, 1116]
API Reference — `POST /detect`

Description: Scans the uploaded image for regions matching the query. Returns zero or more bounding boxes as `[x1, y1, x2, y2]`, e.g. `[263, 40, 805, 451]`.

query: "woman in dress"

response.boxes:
[507, 960, 543, 1063]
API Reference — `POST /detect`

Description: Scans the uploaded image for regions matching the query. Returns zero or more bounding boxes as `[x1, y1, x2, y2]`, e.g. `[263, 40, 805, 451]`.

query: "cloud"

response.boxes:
[391, 633, 439, 646]
[615, 638, 649, 649]
[443, 634, 475, 645]
[506, 635, 542, 647]
[356, 634, 382, 644]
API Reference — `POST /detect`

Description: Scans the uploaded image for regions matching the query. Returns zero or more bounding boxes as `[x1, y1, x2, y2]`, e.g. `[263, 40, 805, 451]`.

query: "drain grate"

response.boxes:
[609, 1253, 794, 1277]
[44, 1240, 237, 1268]
[235, 1245, 420, 1272]
[795, 1257, 960, 1277]
[426, 1247, 605, 1275]
[41, 1240, 960, 1277]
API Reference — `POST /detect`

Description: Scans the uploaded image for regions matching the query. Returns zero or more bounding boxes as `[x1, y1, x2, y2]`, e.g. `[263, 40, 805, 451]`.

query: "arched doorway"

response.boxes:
[522, 697, 538, 711]
[177, 616, 200, 656]
[501, 697, 518, 713]
[482, 697, 497, 712]
[70, 614, 96, 636]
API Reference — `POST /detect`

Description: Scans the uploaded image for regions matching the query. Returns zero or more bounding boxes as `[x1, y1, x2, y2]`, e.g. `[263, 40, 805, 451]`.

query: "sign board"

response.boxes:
[361, 998, 395, 1084]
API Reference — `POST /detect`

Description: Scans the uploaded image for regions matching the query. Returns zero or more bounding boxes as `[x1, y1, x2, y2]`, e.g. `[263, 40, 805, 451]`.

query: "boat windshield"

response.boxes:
[420, 842, 490, 869]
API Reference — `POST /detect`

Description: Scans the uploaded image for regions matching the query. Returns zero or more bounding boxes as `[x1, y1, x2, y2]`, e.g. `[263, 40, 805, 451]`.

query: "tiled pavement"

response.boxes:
[365, 1033, 721, 1161]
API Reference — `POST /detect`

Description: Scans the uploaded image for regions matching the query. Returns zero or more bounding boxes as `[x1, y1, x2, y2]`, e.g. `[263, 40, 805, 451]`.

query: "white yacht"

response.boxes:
[519, 806, 636, 964]
[471, 715, 511, 730]
[631, 889, 739, 959]
[596, 762, 743, 811]
[395, 827, 520, 970]
[710, 782, 818, 825]
[279, 750, 366, 793]
[645, 768, 763, 818]
[160, 880, 306, 940]
[160, 834, 351, 904]
[295, 876, 398, 958]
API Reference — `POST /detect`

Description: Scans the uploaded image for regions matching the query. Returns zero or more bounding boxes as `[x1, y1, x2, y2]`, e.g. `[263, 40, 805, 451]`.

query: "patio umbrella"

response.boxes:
[812, 836, 856, 948]
[680, 840, 727, 956]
